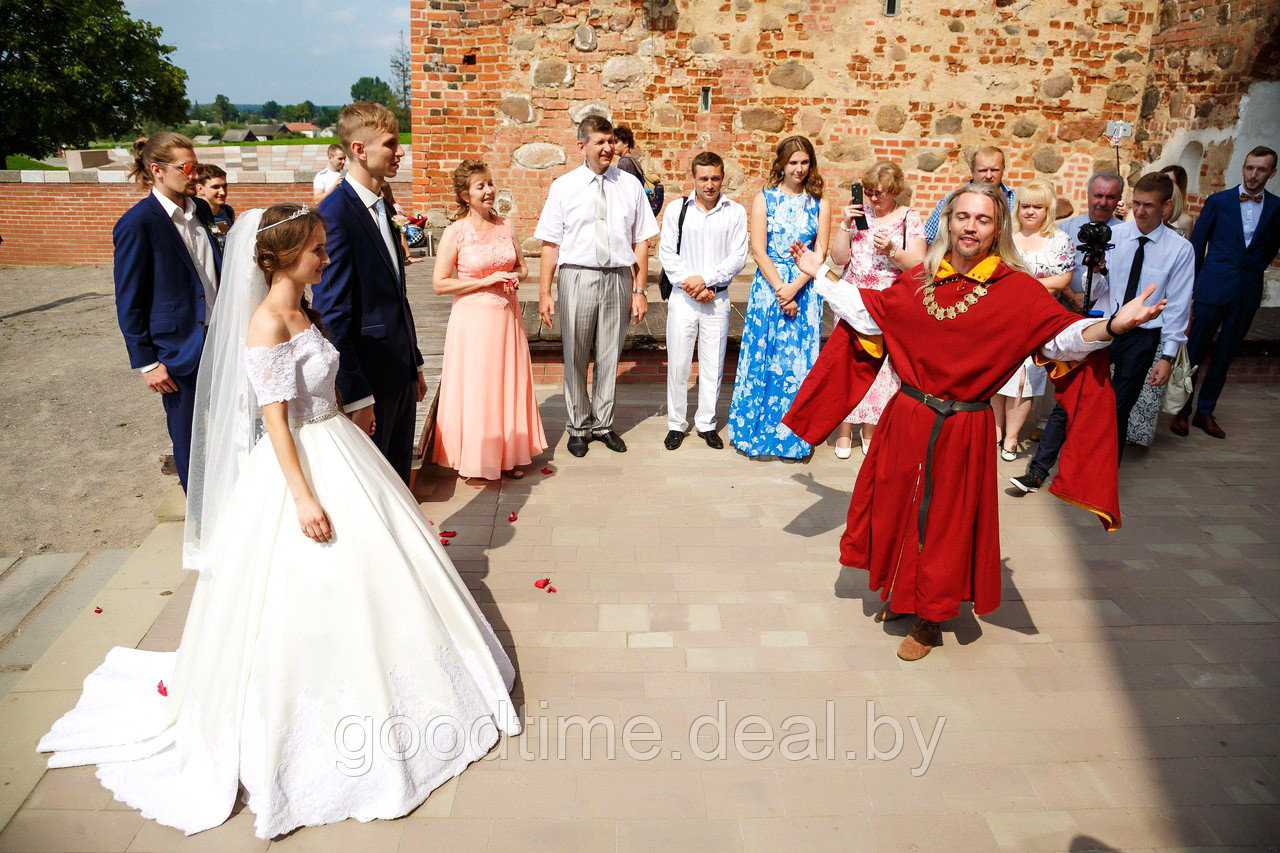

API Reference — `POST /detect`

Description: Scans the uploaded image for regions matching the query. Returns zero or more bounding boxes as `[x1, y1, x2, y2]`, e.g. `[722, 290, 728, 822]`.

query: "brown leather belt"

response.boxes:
[897, 384, 991, 551]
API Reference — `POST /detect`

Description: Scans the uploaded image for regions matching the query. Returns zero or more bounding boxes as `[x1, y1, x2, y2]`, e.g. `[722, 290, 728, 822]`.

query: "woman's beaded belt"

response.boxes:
[291, 408, 338, 427]
[896, 384, 992, 551]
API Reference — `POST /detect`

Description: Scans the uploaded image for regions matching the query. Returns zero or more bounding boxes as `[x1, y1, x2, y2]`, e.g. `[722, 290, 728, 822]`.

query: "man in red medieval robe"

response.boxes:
[783, 184, 1168, 661]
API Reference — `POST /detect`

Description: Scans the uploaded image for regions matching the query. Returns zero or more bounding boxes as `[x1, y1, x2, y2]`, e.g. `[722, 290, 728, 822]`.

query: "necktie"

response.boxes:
[373, 198, 397, 266]
[594, 174, 609, 266]
[1240, 193, 1262, 203]
[1122, 235, 1149, 306]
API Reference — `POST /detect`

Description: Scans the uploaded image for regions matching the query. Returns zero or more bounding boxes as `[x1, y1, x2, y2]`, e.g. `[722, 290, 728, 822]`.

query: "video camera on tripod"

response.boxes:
[1076, 220, 1113, 317]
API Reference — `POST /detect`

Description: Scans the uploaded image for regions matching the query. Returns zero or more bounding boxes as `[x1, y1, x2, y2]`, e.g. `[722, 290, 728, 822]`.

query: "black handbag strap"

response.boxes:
[675, 198, 689, 253]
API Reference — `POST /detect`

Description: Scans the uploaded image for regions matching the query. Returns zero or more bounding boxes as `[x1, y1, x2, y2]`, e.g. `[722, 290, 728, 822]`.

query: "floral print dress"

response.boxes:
[997, 228, 1075, 399]
[728, 188, 822, 458]
[839, 207, 924, 424]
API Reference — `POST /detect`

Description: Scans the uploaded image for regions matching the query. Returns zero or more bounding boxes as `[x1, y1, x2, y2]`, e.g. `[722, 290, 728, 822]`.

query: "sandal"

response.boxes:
[504, 468, 526, 480]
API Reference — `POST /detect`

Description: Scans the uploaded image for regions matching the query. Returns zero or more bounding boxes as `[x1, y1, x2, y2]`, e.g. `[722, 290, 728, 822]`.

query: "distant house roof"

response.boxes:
[282, 122, 319, 133]
[246, 124, 278, 138]
[319, 126, 337, 137]
[192, 135, 213, 145]
[221, 129, 256, 143]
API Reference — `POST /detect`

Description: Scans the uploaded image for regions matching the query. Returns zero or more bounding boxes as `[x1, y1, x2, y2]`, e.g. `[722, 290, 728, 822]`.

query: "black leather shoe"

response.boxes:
[594, 430, 628, 453]
[566, 436, 589, 457]
[698, 430, 724, 449]
[664, 430, 685, 450]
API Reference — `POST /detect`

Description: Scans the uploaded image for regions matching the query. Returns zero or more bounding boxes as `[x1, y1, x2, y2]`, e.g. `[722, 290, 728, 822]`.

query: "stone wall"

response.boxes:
[1138, 0, 1280, 203]
[410, 0, 1179, 246]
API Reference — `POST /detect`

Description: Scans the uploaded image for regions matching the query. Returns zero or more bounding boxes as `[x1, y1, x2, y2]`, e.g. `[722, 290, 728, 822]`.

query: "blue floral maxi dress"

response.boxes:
[728, 189, 823, 458]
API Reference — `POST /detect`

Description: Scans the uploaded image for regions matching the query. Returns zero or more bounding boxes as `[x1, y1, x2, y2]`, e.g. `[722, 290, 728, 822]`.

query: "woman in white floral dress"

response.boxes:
[995, 180, 1074, 460]
[827, 162, 926, 457]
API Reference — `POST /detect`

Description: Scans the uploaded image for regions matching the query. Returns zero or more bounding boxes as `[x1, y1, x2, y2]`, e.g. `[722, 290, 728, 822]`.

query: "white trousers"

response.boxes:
[665, 288, 731, 432]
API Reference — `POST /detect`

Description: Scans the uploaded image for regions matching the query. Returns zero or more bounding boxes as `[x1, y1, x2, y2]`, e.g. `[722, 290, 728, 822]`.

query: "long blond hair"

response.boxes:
[921, 183, 1028, 285]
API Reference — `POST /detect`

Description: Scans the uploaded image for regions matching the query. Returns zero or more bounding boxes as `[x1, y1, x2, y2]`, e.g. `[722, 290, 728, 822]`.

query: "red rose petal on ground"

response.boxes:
[157, 681, 168, 697]
[440, 530, 457, 538]
[534, 578, 550, 589]
[440, 538, 449, 546]
[93, 607, 102, 614]
[541, 467, 553, 475]
[508, 513, 518, 522]
[547, 586, 557, 594]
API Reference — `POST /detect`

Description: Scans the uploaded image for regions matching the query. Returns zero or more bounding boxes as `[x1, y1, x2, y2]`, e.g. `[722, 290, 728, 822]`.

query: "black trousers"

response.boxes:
[1028, 327, 1160, 475]
[371, 379, 418, 485]
[161, 370, 198, 492]
[1177, 299, 1258, 419]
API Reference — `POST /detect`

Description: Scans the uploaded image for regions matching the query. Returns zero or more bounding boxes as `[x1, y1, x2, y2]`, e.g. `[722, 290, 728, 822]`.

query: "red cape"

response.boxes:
[783, 262, 1119, 620]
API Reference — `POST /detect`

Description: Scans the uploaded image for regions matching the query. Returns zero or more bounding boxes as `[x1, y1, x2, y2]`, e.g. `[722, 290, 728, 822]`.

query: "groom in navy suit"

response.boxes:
[313, 102, 426, 483]
[1172, 145, 1280, 439]
[114, 133, 222, 490]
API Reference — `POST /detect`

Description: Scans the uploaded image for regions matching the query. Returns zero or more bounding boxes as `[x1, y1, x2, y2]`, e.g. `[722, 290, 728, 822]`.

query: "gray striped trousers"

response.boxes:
[557, 264, 631, 437]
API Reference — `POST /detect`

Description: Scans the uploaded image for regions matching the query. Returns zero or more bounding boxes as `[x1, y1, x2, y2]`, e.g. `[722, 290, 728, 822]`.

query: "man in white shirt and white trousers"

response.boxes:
[658, 151, 748, 450]
[535, 116, 659, 458]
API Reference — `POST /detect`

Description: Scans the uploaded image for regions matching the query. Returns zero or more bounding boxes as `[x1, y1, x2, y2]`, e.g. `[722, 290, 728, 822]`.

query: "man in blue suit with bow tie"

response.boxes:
[313, 102, 426, 483]
[1172, 145, 1280, 439]
[114, 132, 222, 490]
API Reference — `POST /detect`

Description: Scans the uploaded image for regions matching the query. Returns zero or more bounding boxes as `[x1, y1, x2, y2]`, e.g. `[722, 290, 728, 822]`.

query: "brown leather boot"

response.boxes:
[1169, 413, 1189, 436]
[897, 618, 940, 661]
[1192, 414, 1226, 439]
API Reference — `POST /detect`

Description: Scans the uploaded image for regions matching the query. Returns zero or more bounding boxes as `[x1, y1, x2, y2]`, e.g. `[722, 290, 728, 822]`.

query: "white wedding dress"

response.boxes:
[39, 323, 520, 839]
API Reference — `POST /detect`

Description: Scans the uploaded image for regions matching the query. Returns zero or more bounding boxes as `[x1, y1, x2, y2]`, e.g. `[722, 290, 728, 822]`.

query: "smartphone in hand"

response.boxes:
[850, 184, 869, 231]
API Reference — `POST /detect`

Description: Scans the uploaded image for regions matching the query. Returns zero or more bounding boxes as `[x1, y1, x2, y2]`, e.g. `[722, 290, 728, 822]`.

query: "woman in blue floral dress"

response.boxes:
[728, 135, 831, 458]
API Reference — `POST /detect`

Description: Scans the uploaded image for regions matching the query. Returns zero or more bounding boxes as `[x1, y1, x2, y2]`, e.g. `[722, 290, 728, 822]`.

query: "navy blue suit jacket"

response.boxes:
[313, 179, 423, 403]
[1189, 187, 1280, 310]
[114, 193, 223, 377]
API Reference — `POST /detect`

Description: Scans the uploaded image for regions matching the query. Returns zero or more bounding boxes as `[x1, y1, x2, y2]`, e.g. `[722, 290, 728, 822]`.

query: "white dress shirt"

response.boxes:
[534, 163, 660, 267]
[1061, 213, 1121, 297]
[140, 189, 219, 373]
[814, 263, 1110, 363]
[657, 193, 749, 290]
[1089, 221, 1195, 357]
[1238, 184, 1264, 247]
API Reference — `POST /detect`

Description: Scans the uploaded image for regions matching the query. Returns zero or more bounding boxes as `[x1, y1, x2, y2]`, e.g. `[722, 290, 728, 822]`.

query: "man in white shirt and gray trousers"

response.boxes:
[535, 116, 659, 458]
[658, 151, 748, 450]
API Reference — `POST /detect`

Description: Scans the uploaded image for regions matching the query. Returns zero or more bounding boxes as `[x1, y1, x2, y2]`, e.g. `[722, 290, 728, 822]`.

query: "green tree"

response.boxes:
[388, 30, 412, 128]
[260, 100, 281, 120]
[212, 94, 238, 124]
[283, 100, 316, 122]
[350, 76, 396, 107]
[188, 100, 214, 122]
[0, 0, 188, 162]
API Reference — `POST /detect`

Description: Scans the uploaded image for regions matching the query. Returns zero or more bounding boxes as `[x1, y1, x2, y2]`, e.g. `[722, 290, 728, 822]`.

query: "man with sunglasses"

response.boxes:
[115, 132, 222, 491]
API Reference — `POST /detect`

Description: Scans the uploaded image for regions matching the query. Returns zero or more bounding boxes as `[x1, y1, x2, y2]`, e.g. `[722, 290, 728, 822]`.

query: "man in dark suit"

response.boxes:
[1172, 145, 1280, 439]
[313, 102, 426, 483]
[114, 132, 222, 491]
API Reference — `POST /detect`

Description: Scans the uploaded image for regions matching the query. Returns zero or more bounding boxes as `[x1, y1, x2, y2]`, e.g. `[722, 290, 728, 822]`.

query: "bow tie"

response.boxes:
[1240, 193, 1262, 203]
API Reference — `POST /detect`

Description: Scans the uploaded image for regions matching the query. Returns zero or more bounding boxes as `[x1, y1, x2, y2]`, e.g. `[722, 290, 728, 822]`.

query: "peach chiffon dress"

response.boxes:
[432, 218, 547, 479]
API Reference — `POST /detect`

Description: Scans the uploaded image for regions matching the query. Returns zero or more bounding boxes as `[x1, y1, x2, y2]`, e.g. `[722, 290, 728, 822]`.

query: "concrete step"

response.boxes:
[0, 553, 86, 639]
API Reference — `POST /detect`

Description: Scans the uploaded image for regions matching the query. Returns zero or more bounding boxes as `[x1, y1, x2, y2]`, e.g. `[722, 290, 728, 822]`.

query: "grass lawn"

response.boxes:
[5, 156, 64, 170]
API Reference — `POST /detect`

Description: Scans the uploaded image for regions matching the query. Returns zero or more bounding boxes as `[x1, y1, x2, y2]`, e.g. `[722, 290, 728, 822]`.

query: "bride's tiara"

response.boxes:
[256, 205, 312, 233]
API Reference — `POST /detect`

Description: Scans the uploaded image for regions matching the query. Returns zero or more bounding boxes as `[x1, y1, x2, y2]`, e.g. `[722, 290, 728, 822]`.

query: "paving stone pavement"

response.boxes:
[2, 386, 1278, 850]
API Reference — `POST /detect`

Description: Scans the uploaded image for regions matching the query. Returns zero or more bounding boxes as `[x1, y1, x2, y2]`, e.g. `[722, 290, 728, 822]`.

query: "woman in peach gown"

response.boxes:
[432, 160, 547, 480]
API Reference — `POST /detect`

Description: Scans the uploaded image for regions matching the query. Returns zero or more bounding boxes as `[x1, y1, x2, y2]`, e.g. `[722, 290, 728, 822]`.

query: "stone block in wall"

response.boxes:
[916, 152, 946, 172]
[934, 115, 963, 135]
[1115, 48, 1143, 63]
[1033, 147, 1065, 173]
[574, 24, 597, 52]
[521, 237, 543, 256]
[1106, 83, 1136, 102]
[0, 170, 21, 182]
[502, 96, 537, 123]
[737, 108, 785, 133]
[513, 143, 567, 170]
[1011, 117, 1038, 138]
[568, 101, 611, 125]
[513, 34, 536, 51]
[1140, 86, 1161, 118]
[602, 55, 644, 88]
[875, 104, 907, 134]
[607, 11, 633, 32]
[1057, 117, 1106, 142]
[824, 141, 869, 163]
[768, 60, 813, 90]
[689, 35, 717, 54]
[534, 58, 572, 87]
[1041, 74, 1074, 99]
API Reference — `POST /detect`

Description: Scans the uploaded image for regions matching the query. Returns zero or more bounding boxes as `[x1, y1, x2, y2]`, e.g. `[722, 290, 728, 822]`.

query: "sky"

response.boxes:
[124, 0, 410, 106]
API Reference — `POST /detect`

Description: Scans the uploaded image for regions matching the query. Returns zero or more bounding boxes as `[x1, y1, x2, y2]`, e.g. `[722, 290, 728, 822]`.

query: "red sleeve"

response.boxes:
[1047, 350, 1121, 531]
[782, 320, 885, 445]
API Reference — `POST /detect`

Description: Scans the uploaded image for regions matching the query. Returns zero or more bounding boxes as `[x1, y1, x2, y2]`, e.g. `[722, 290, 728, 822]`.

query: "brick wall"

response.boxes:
[0, 183, 316, 266]
[410, 0, 1170, 242]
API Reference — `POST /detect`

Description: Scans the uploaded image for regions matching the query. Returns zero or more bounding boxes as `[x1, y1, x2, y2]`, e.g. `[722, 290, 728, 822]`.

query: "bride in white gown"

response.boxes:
[38, 203, 520, 839]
